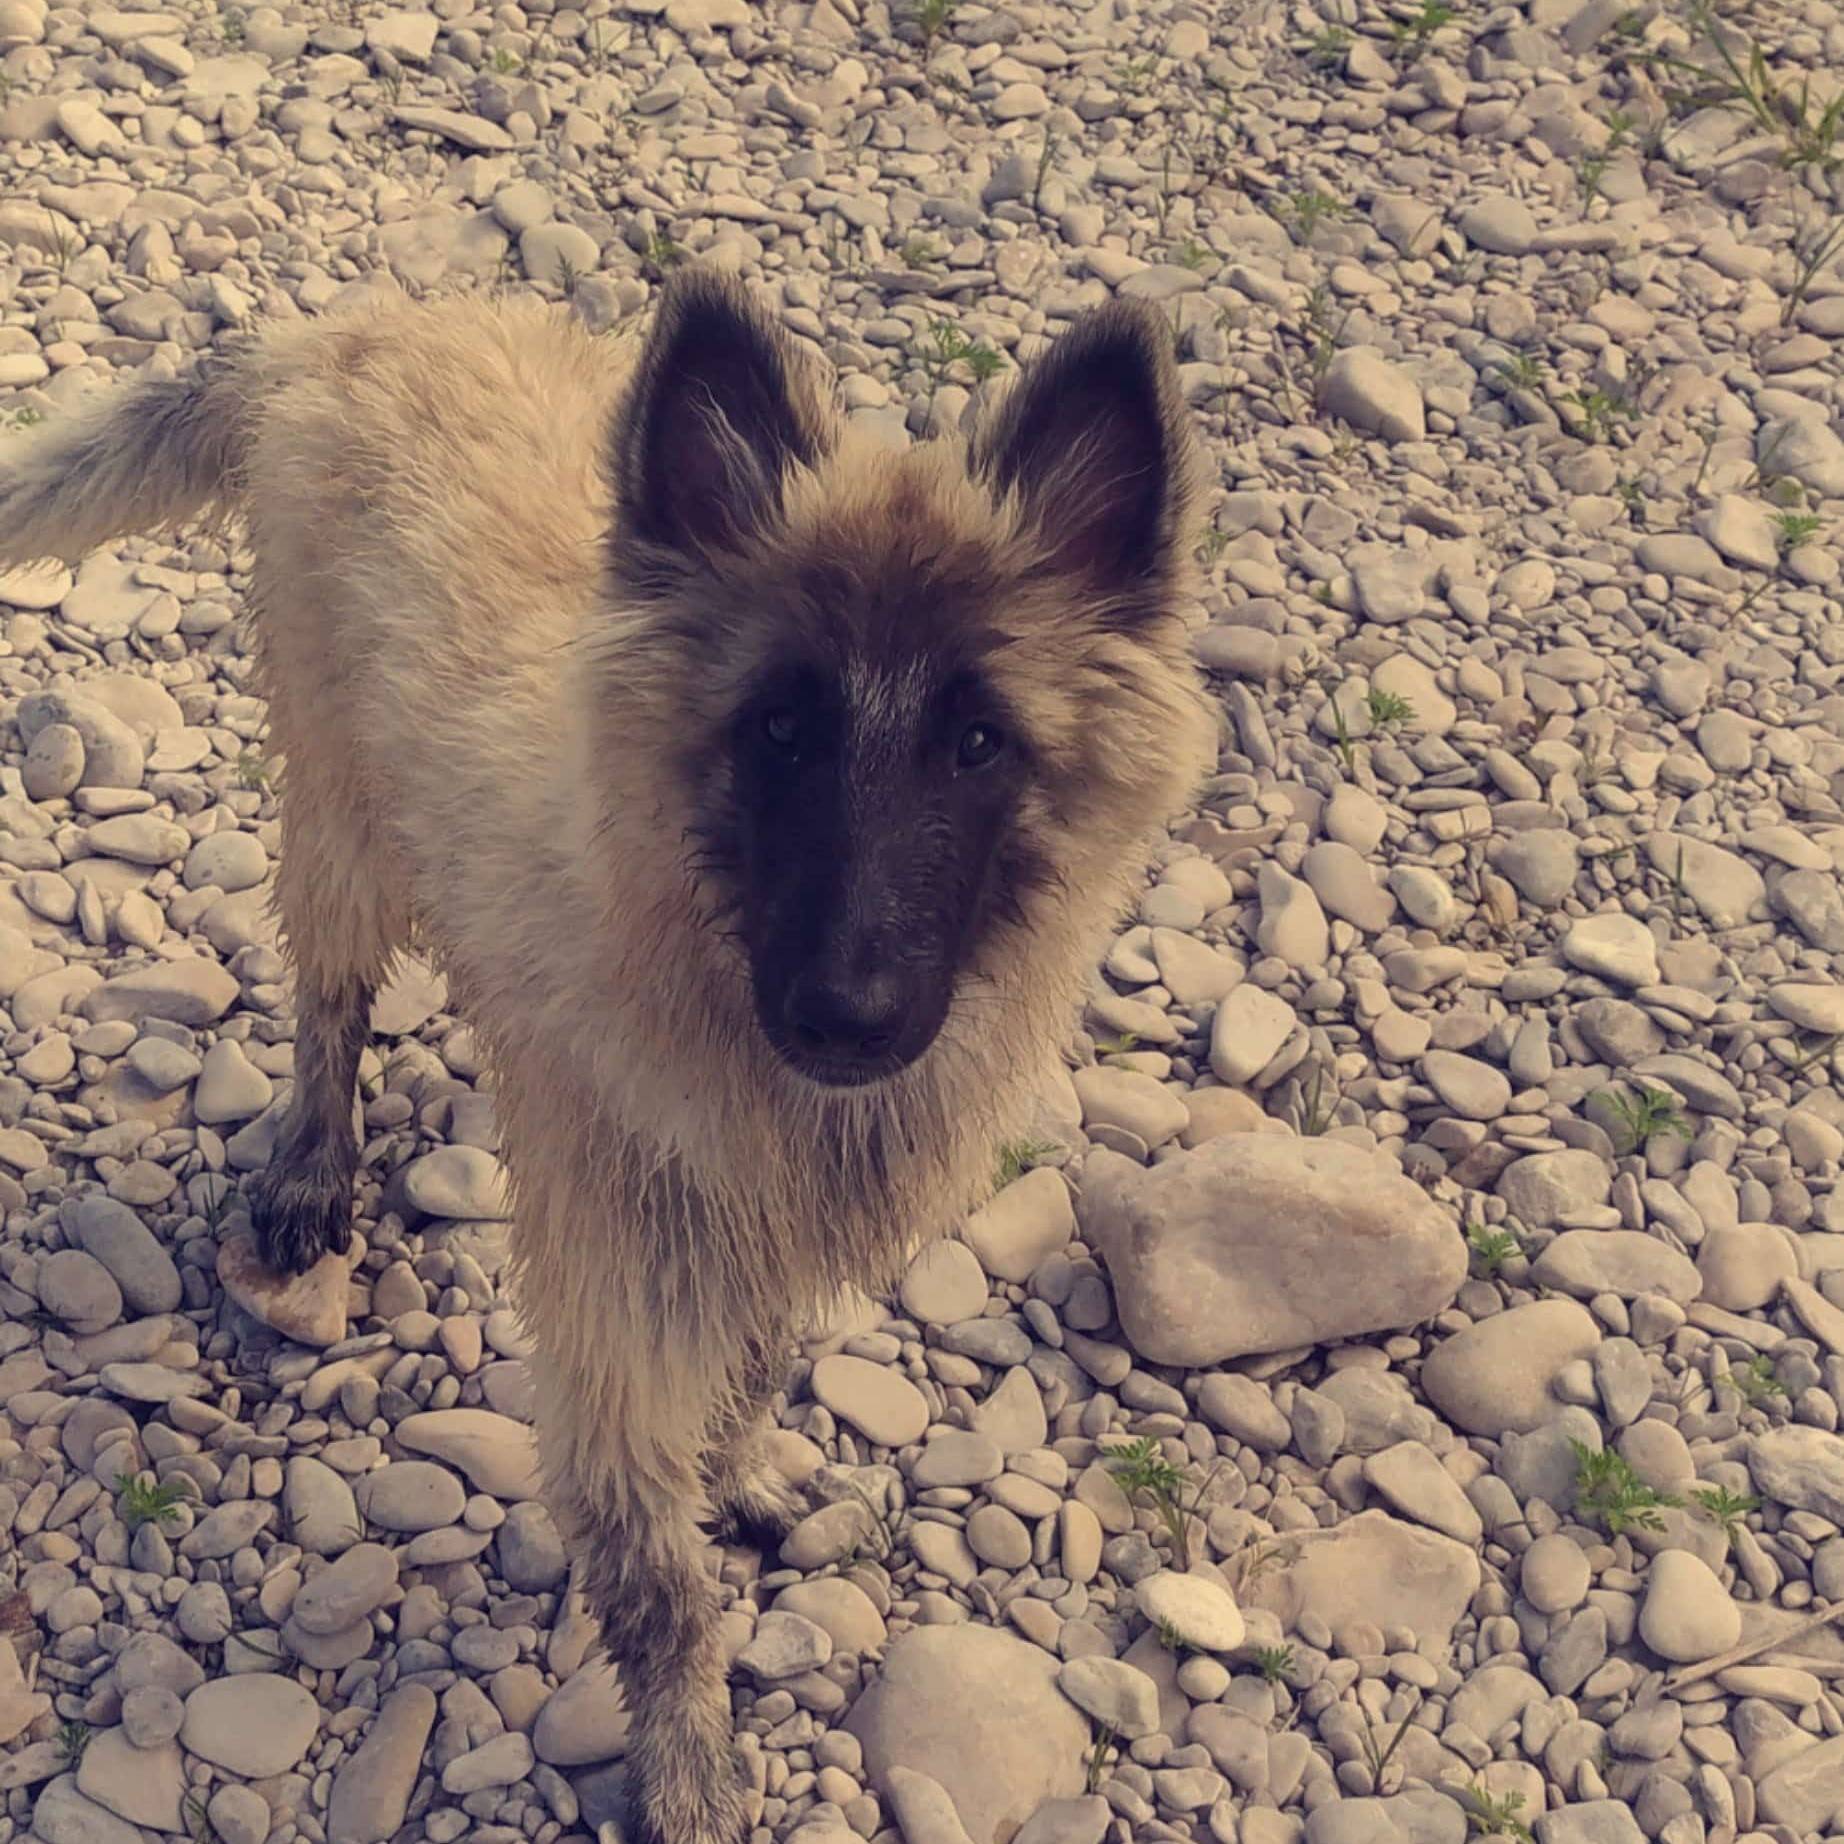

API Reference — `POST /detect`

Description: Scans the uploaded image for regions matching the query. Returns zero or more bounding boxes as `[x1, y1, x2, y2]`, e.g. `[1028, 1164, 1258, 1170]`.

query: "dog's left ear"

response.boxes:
[970, 299, 1198, 615]
[612, 269, 836, 569]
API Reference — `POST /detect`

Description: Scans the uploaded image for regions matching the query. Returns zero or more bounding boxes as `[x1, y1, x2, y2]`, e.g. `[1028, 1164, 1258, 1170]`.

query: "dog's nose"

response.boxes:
[784, 970, 909, 1060]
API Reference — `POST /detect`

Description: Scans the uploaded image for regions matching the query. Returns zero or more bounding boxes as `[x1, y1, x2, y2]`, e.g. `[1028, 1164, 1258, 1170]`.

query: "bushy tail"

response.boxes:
[0, 354, 249, 569]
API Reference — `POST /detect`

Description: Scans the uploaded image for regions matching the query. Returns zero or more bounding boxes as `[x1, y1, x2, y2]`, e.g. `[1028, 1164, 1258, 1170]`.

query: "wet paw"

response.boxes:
[709, 1472, 809, 1552]
[248, 1155, 354, 1276]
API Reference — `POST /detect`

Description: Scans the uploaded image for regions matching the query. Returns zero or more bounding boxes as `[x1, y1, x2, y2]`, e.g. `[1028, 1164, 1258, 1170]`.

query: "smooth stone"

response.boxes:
[1056, 1656, 1160, 1740]
[1078, 1136, 1465, 1365]
[217, 1231, 351, 1348]
[1135, 1572, 1244, 1652]
[326, 1684, 437, 1844]
[964, 1168, 1074, 1282]
[1638, 1549, 1741, 1663]
[1242, 1510, 1479, 1649]
[180, 1674, 320, 1777]
[356, 1459, 467, 1531]
[810, 1354, 930, 1449]
[899, 1238, 989, 1326]
[396, 1409, 542, 1499]
[845, 1626, 1087, 1841]
[1421, 1299, 1603, 1436]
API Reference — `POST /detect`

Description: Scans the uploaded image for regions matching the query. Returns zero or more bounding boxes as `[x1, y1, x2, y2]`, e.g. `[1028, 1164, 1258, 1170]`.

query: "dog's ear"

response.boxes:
[971, 300, 1198, 617]
[612, 270, 834, 566]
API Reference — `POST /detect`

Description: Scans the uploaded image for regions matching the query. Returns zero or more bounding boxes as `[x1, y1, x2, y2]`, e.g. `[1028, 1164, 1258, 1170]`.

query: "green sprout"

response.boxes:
[1107, 1436, 1217, 1570]
[1602, 1083, 1692, 1153]
[1466, 1221, 1522, 1276]
[117, 1472, 192, 1531]
[1569, 1440, 1681, 1536]
[1690, 1485, 1759, 1545]
[1253, 1642, 1297, 1684]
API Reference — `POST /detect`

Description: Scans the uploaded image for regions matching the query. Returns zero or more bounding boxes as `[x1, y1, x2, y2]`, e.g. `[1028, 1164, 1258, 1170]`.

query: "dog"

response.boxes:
[1, 270, 1217, 1843]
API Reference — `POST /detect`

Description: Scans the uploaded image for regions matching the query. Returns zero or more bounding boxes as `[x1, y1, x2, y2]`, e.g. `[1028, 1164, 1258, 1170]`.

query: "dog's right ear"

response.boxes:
[610, 270, 834, 570]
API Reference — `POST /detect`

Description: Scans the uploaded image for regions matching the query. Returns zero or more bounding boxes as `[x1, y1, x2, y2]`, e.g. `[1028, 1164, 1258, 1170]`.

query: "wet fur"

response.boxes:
[0, 275, 1216, 1843]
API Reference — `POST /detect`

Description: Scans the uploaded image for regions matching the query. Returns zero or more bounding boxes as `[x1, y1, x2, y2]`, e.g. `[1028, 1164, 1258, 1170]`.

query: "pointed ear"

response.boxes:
[970, 299, 1199, 615]
[611, 269, 836, 567]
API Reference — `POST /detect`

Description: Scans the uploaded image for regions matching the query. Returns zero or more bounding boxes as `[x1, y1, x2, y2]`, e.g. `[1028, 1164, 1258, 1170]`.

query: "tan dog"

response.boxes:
[1, 272, 1216, 1843]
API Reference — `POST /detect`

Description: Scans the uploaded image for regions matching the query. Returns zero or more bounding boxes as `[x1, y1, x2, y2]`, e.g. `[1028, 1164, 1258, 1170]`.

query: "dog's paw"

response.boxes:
[709, 1470, 809, 1553]
[247, 1155, 354, 1276]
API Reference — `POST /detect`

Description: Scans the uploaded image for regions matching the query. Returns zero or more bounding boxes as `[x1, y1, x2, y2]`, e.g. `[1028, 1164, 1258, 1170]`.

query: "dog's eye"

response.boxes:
[763, 709, 800, 750]
[957, 723, 1004, 769]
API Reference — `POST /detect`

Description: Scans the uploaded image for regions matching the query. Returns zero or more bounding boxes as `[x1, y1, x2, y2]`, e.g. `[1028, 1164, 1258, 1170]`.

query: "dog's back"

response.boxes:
[231, 297, 632, 987]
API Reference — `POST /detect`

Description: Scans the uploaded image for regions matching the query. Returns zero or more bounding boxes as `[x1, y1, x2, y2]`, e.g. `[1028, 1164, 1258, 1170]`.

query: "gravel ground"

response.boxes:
[5, 1, 1844, 1843]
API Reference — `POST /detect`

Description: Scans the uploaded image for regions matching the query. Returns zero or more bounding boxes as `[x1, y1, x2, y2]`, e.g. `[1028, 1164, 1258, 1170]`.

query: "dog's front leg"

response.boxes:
[249, 968, 373, 1273]
[559, 1458, 750, 1844]
[703, 1338, 807, 1551]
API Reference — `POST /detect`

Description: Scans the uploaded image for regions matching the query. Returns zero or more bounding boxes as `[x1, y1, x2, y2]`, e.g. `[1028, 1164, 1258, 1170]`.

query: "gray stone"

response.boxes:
[846, 1626, 1088, 1841]
[1078, 1136, 1465, 1365]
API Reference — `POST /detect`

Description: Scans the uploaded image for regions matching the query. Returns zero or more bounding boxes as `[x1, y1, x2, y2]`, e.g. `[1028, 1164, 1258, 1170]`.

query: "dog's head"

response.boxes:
[604, 272, 1214, 1090]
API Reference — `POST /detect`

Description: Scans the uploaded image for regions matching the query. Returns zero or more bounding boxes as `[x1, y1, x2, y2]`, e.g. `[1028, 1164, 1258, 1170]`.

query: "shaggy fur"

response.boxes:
[0, 273, 1217, 1844]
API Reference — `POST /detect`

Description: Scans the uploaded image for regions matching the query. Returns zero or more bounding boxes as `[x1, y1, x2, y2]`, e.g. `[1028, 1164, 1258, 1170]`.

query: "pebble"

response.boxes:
[810, 1354, 930, 1448]
[1136, 1571, 1245, 1652]
[180, 1674, 320, 1777]
[1638, 1550, 1742, 1663]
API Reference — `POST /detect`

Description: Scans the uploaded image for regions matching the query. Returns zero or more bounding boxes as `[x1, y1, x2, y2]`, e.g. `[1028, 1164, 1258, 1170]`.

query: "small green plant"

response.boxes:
[1358, 1692, 1423, 1792]
[1107, 1436, 1217, 1569]
[1197, 527, 1231, 566]
[1603, 1083, 1692, 1153]
[1365, 687, 1414, 730]
[117, 1472, 191, 1530]
[234, 748, 273, 792]
[1683, 0, 1844, 170]
[1293, 1060, 1339, 1136]
[912, 0, 956, 53]
[1154, 1615, 1192, 1652]
[1172, 237, 1214, 272]
[1115, 54, 1157, 92]
[1095, 1032, 1142, 1057]
[641, 233, 684, 282]
[1563, 385, 1635, 445]
[918, 319, 1006, 427]
[1719, 1355, 1789, 1407]
[1690, 1485, 1759, 1545]
[1461, 1784, 1535, 1842]
[1773, 510, 1823, 551]
[994, 1136, 1057, 1189]
[1084, 1721, 1118, 1792]
[1030, 128, 1062, 214]
[1569, 1440, 1681, 1536]
[900, 236, 939, 270]
[1326, 690, 1359, 775]
[182, 1789, 220, 1844]
[1466, 1220, 1521, 1276]
[489, 45, 522, 74]
[1578, 109, 1634, 211]
[218, 6, 245, 44]
[1390, 0, 1459, 50]
[1784, 210, 1844, 325]
[1491, 352, 1546, 392]
[57, 1720, 91, 1768]
[1304, 24, 1352, 68]
[1253, 1642, 1297, 1685]
[1274, 188, 1347, 245]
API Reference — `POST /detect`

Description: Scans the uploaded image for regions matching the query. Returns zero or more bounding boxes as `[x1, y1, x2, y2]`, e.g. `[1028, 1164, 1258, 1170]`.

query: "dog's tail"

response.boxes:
[0, 352, 250, 570]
